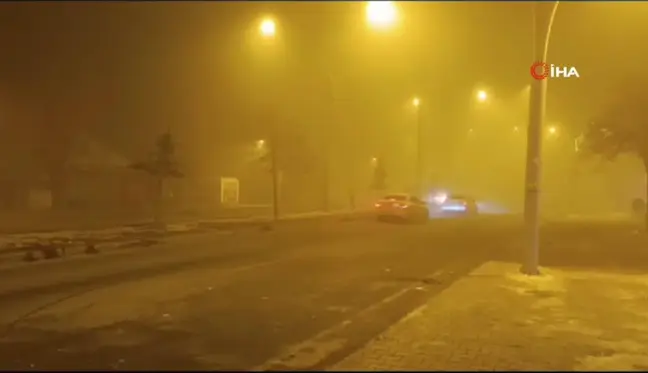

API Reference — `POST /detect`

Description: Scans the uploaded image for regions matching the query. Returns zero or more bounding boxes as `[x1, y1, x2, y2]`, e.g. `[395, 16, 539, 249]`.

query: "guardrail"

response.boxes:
[0, 209, 371, 266]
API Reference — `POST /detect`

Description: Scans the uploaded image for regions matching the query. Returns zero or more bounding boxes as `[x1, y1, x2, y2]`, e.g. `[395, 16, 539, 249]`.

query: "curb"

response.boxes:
[0, 210, 370, 265]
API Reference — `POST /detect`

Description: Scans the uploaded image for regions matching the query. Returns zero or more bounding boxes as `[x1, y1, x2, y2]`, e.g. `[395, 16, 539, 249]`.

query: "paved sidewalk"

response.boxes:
[331, 261, 648, 371]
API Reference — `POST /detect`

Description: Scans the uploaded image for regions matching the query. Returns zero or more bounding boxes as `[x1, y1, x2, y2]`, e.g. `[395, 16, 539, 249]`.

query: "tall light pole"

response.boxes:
[254, 5, 400, 217]
[258, 17, 281, 222]
[322, 72, 336, 212]
[412, 97, 422, 196]
[522, 1, 559, 276]
[321, 1, 398, 213]
[365, 1, 398, 196]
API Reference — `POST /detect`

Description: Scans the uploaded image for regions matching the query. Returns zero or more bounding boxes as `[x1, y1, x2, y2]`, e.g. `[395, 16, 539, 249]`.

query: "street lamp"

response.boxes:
[412, 97, 422, 196]
[257, 17, 280, 222]
[324, 1, 397, 212]
[522, 1, 560, 276]
[366, 1, 398, 29]
[259, 18, 276, 39]
[548, 126, 557, 135]
[324, 1, 396, 212]
[476, 90, 488, 103]
[254, 4, 402, 217]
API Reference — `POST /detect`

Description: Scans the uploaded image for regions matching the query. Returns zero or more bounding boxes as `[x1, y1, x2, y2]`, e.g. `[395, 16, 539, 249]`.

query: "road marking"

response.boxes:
[252, 269, 446, 371]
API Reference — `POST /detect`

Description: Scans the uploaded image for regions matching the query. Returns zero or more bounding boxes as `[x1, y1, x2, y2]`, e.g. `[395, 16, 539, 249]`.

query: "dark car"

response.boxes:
[437, 194, 479, 216]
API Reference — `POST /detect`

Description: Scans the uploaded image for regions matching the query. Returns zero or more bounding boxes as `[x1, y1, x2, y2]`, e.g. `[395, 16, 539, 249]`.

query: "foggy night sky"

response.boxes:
[0, 1, 647, 174]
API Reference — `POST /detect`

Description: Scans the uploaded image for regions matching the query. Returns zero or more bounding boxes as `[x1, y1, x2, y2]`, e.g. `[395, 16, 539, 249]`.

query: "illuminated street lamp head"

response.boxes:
[548, 126, 557, 135]
[366, 1, 397, 29]
[412, 97, 420, 107]
[259, 18, 276, 38]
[256, 139, 266, 149]
[476, 90, 488, 103]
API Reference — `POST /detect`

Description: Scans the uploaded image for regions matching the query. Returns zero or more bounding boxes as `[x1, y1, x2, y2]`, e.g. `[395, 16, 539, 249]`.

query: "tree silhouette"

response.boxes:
[130, 132, 183, 222]
[372, 157, 387, 191]
[581, 79, 648, 229]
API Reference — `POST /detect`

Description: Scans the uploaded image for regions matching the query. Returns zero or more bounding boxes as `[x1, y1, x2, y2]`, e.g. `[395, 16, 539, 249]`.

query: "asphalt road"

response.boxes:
[3, 215, 639, 370]
[0, 216, 376, 298]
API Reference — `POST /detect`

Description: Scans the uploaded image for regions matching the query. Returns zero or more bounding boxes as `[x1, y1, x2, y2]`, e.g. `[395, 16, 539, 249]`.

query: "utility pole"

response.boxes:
[412, 97, 422, 197]
[416, 104, 422, 197]
[522, 1, 559, 276]
[322, 72, 338, 213]
[270, 118, 280, 222]
[322, 131, 331, 212]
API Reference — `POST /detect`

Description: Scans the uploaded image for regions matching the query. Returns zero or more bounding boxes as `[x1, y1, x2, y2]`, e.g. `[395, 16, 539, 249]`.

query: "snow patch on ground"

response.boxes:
[502, 264, 648, 371]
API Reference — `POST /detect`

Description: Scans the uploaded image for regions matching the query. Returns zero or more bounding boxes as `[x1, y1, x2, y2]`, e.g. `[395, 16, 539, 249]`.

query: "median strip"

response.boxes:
[0, 210, 370, 265]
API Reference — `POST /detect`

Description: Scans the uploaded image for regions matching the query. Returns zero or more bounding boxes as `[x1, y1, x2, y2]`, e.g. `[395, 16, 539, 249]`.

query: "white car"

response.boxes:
[374, 193, 429, 223]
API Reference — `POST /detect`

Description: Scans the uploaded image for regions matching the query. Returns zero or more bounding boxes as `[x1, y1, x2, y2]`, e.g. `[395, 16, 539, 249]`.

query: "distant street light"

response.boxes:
[514, 126, 520, 132]
[366, 1, 398, 29]
[548, 126, 557, 135]
[259, 18, 276, 39]
[412, 97, 420, 107]
[256, 139, 266, 149]
[476, 90, 488, 103]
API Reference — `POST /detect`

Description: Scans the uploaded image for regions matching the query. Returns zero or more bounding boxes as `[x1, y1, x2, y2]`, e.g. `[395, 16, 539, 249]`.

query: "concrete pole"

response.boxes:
[521, 1, 559, 276]
[270, 119, 280, 222]
[416, 106, 422, 197]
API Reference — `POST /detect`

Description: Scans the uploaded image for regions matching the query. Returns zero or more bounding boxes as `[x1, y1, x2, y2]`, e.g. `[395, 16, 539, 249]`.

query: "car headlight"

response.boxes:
[432, 192, 448, 205]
